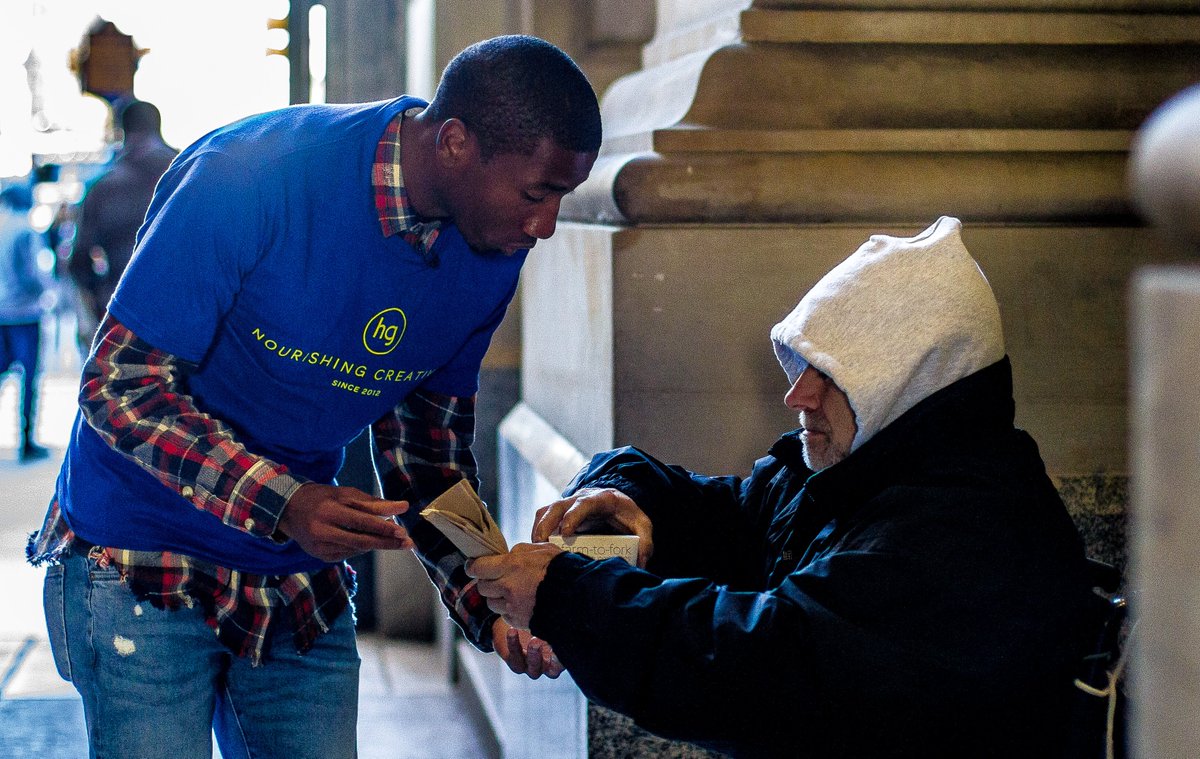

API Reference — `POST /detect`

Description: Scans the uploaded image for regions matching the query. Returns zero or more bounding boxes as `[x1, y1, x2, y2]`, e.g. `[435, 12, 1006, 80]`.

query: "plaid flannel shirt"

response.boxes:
[26, 106, 499, 664]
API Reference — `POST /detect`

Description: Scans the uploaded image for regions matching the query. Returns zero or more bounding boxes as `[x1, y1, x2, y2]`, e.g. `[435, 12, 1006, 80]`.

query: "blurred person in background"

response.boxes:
[0, 183, 50, 462]
[69, 99, 176, 345]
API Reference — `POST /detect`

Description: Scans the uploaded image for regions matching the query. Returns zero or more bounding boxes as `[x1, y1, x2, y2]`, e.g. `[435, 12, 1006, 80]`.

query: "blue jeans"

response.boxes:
[0, 321, 41, 439]
[43, 549, 360, 759]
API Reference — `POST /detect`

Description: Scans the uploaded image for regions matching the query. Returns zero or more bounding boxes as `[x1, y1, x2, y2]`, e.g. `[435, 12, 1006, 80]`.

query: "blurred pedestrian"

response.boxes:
[69, 99, 176, 343]
[0, 183, 50, 461]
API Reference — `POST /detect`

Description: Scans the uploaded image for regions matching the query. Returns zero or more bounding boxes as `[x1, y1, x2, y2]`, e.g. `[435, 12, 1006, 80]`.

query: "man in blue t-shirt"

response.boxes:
[28, 35, 600, 759]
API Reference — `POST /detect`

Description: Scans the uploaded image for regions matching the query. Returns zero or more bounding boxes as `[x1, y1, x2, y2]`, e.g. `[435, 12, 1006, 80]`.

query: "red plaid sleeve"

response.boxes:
[372, 389, 500, 651]
[79, 315, 307, 539]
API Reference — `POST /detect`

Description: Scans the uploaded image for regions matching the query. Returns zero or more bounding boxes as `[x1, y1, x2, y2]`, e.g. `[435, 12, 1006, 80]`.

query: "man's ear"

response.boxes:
[434, 118, 476, 168]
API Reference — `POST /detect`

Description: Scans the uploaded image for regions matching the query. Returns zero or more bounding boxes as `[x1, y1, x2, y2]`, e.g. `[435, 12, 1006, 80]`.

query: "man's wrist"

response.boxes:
[256, 471, 308, 543]
[480, 612, 503, 651]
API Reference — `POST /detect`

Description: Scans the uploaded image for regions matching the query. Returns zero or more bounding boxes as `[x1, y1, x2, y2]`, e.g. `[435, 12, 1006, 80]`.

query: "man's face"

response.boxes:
[784, 366, 857, 471]
[444, 135, 597, 254]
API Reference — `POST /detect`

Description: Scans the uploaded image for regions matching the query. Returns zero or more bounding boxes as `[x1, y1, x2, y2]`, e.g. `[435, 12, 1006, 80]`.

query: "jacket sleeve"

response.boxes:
[531, 479, 1090, 754]
[79, 315, 305, 540]
[530, 540, 951, 753]
[371, 391, 500, 652]
[565, 446, 782, 588]
[14, 227, 46, 299]
[69, 184, 101, 292]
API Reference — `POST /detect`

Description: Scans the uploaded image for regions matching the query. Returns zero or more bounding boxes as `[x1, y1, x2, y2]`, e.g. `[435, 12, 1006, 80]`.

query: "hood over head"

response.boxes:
[770, 216, 1005, 453]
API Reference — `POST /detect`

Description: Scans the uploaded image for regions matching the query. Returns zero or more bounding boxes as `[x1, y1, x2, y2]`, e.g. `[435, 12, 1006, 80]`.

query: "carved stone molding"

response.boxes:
[563, 0, 1200, 224]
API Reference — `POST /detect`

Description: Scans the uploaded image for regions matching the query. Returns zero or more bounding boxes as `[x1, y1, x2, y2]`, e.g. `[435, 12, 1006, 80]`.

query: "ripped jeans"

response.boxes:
[43, 549, 360, 759]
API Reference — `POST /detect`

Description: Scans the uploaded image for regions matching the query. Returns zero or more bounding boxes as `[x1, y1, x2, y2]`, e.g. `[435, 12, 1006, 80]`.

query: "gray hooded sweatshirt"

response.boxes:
[770, 215, 1005, 452]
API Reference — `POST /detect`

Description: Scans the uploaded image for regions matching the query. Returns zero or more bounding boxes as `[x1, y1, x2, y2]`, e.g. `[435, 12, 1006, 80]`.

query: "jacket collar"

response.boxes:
[772, 356, 1017, 511]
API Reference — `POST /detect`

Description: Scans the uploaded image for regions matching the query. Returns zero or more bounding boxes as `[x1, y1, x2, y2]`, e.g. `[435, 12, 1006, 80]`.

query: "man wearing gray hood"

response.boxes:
[468, 217, 1094, 758]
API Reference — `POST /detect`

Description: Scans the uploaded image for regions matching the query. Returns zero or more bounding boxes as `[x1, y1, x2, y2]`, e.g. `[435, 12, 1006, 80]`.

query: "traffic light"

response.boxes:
[267, 9, 289, 58]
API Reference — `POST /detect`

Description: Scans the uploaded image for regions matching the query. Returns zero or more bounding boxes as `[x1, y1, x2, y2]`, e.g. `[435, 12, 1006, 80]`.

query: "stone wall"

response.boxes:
[486, 0, 1200, 755]
[1126, 84, 1200, 758]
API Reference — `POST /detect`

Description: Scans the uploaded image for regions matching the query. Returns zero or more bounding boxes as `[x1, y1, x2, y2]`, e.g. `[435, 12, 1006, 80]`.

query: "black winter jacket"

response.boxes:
[531, 358, 1093, 758]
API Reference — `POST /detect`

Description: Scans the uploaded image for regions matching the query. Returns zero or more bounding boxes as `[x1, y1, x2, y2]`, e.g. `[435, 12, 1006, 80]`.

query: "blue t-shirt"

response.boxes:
[58, 97, 527, 574]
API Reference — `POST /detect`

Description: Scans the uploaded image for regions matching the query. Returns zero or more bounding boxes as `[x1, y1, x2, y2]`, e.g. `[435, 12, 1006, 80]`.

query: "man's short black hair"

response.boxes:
[426, 35, 602, 160]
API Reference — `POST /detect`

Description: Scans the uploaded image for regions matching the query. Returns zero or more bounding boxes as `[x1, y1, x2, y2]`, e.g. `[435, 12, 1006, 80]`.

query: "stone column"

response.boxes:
[322, 0, 407, 104]
[508, 0, 654, 95]
[541, 0, 1200, 565]
[1127, 84, 1200, 759]
[474, 0, 1200, 756]
[320, 0, 433, 639]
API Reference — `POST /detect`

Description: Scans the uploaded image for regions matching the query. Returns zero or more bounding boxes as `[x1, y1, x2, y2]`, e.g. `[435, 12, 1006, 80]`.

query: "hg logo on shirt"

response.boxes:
[363, 308, 407, 355]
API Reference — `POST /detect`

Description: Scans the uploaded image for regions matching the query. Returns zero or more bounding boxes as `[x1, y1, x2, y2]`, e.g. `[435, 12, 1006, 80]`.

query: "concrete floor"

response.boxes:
[0, 320, 497, 758]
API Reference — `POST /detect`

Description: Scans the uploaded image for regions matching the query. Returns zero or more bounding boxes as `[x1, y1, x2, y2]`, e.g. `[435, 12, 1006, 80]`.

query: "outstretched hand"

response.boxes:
[278, 483, 413, 562]
[492, 617, 563, 679]
[532, 487, 654, 567]
[466, 543, 562, 630]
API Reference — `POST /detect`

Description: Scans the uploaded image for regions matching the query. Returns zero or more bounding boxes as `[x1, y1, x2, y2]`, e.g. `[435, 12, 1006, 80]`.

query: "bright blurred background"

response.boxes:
[0, 0, 443, 449]
[0, 0, 305, 231]
[0, 0, 316, 449]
